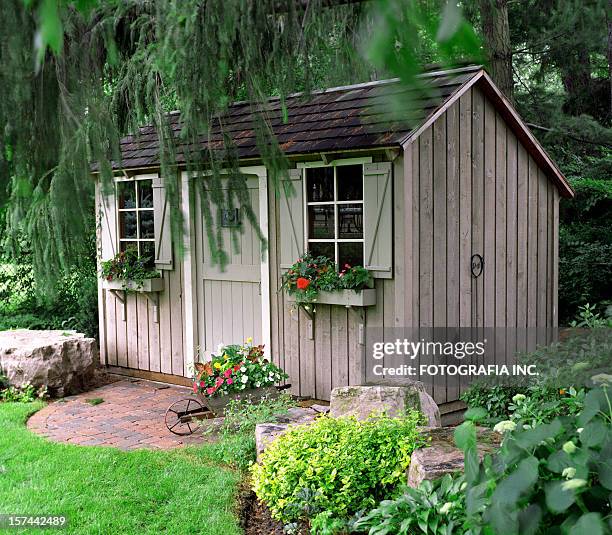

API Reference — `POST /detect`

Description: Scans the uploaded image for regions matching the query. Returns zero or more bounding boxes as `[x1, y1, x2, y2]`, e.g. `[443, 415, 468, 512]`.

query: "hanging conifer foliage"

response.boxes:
[0, 0, 481, 290]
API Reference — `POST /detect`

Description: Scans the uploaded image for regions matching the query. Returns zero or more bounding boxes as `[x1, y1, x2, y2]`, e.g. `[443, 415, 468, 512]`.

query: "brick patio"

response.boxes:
[27, 378, 208, 450]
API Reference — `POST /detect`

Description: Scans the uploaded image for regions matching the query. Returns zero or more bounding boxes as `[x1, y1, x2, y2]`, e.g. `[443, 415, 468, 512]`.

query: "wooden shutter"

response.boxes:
[98, 183, 117, 262]
[279, 168, 305, 270]
[364, 162, 393, 278]
[153, 175, 173, 270]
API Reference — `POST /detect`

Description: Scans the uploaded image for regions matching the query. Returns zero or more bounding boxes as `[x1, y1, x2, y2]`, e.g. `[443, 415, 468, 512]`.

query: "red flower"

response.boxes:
[233, 364, 241, 372]
[297, 277, 310, 290]
[199, 381, 206, 388]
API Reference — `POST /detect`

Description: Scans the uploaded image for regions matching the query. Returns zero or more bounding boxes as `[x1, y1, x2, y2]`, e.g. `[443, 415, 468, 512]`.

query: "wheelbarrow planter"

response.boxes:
[164, 385, 290, 436]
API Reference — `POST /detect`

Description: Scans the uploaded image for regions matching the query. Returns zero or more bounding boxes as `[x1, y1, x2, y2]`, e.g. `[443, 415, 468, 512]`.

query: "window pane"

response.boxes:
[118, 181, 136, 209]
[138, 180, 153, 208]
[140, 241, 156, 267]
[337, 204, 363, 239]
[338, 242, 364, 269]
[139, 211, 155, 239]
[337, 164, 363, 201]
[120, 241, 138, 253]
[119, 211, 137, 239]
[306, 167, 334, 202]
[308, 205, 334, 239]
[308, 242, 334, 262]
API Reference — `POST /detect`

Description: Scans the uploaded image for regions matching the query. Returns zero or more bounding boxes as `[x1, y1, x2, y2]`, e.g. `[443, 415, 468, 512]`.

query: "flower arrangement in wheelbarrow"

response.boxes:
[192, 338, 288, 397]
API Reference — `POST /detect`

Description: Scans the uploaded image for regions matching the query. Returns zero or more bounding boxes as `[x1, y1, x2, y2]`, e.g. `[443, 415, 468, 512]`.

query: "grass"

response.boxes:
[0, 402, 242, 535]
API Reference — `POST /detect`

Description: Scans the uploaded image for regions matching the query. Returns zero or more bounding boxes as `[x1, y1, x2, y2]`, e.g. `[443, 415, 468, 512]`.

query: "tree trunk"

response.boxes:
[479, 0, 513, 103]
[608, 0, 612, 122]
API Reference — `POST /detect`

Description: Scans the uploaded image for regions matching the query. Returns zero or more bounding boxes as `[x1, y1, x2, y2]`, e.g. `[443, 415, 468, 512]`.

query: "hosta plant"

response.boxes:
[192, 339, 287, 397]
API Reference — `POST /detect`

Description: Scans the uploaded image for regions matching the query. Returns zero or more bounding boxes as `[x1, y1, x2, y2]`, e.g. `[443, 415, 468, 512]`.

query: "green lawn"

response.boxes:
[0, 402, 242, 534]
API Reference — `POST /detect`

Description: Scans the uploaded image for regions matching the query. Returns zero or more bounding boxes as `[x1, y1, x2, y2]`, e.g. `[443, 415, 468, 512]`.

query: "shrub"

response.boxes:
[455, 383, 612, 534]
[353, 474, 467, 535]
[1, 381, 47, 402]
[250, 412, 426, 523]
[460, 383, 525, 421]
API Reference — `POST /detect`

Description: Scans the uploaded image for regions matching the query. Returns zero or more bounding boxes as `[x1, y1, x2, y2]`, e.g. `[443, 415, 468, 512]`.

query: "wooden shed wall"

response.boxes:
[97, 184, 186, 379]
[270, 85, 561, 405]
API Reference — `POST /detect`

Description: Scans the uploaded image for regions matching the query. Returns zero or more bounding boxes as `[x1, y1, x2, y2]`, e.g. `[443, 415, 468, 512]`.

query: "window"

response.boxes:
[305, 164, 364, 268]
[117, 178, 155, 265]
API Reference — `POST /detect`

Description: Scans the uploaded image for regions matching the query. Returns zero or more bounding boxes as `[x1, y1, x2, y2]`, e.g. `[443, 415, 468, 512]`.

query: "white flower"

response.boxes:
[562, 467, 576, 479]
[240, 366, 247, 373]
[562, 441, 577, 454]
[255, 382, 260, 388]
[241, 375, 249, 384]
[561, 478, 587, 491]
[493, 420, 517, 434]
[577, 428, 584, 434]
[439, 502, 453, 514]
[512, 394, 526, 403]
[591, 373, 612, 386]
[216, 342, 225, 355]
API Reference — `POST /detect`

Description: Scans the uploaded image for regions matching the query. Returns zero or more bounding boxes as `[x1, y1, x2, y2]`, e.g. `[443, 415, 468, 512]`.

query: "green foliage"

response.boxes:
[281, 253, 374, 306]
[570, 304, 612, 328]
[192, 341, 287, 397]
[353, 474, 468, 535]
[0, 381, 47, 403]
[454, 385, 612, 534]
[250, 412, 425, 523]
[460, 383, 525, 421]
[559, 178, 612, 323]
[100, 247, 160, 287]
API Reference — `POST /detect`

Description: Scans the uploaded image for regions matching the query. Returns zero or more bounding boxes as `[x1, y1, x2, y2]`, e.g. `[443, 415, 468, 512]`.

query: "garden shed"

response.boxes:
[94, 64, 574, 410]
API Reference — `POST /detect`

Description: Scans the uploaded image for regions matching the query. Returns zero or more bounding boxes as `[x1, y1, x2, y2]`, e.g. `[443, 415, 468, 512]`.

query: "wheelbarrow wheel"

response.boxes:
[164, 397, 207, 436]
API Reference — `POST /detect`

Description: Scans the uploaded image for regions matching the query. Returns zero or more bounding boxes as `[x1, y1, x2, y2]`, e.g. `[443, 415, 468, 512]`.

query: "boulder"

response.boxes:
[255, 407, 319, 461]
[0, 330, 98, 397]
[329, 384, 441, 427]
[407, 427, 501, 487]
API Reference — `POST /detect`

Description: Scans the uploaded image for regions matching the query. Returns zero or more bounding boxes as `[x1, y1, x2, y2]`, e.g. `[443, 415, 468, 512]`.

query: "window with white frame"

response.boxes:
[117, 177, 155, 265]
[305, 163, 364, 268]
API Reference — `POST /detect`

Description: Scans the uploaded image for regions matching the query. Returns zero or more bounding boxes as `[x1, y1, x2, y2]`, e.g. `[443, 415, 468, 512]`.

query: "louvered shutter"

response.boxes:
[363, 162, 393, 278]
[99, 183, 118, 262]
[279, 168, 305, 270]
[153, 175, 174, 269]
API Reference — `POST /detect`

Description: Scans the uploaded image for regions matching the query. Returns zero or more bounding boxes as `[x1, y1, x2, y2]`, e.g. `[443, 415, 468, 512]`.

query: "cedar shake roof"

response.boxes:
[116, 65, 481, 168]
[110, 64, 573, 198]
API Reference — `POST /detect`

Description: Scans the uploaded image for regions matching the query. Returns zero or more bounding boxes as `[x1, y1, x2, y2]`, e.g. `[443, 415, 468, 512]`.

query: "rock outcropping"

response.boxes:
[0, 330, 98, 397]
[329, 384, 441, 427]
[407, 427, 501, 487]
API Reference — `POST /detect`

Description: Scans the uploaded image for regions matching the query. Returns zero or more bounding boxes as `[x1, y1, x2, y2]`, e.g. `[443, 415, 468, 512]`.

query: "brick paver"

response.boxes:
[27, 378, 208, 450]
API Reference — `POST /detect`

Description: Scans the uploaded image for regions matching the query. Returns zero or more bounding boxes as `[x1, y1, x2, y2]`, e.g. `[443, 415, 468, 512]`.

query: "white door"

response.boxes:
[196, 176, 262, 358]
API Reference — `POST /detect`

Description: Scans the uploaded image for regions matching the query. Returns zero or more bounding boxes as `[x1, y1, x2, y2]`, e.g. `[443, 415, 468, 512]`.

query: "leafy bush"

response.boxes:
[454, 383, 612, 534]
[1, 381, 47, 402]
[460, 383, 525, 421]
[250, 412, 425, 523]
[353, 474, 467, 535]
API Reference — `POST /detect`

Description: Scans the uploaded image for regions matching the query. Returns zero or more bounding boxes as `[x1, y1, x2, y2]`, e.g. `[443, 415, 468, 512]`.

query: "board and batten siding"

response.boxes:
[96, 177, 186, 380]
[271, 85, 561, 405]
[407, 85, 559, 404]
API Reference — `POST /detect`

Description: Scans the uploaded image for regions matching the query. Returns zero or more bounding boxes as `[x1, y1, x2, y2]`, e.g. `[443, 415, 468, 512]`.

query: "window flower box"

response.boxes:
[286, 288, 376, 307]
[102, 277, 164, 292]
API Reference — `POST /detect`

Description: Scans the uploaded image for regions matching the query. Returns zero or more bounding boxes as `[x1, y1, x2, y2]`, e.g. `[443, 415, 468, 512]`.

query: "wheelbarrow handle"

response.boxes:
[275, 384, 292, 391]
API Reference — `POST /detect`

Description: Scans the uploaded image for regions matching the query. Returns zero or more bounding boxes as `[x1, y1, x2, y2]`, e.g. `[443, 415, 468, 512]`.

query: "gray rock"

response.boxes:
[329, 384, 441, 427]
[407, 427, 501, 487]
[255, 407, 320, 461]
[0, 330, 98, 397]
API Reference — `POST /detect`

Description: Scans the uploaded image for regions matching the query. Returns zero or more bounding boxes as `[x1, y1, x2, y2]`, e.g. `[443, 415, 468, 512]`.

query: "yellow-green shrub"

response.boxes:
[250, 412, 425, 523]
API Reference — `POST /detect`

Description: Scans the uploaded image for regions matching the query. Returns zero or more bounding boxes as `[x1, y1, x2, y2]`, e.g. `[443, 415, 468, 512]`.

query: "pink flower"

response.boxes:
[215, 377, 224, 386]
[226, 378, 233, 385]
[224, 368, 232, 378]
[207, 387, 216, 395]
[193, 382, 198, 393]
[199, 381, 206, 388]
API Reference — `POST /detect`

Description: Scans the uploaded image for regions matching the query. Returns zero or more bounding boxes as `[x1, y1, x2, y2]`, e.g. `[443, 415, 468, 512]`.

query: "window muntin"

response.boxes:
[305, 164, 364, 267]
[117, 178, 155, 265]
